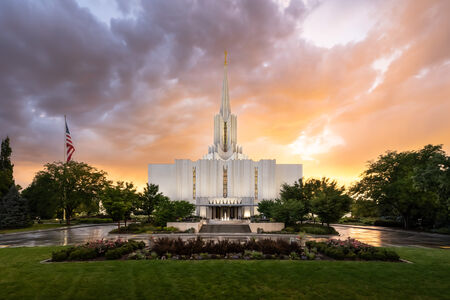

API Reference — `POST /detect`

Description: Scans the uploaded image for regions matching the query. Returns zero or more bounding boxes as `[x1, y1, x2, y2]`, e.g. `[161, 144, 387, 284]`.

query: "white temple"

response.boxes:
[148, 53, 302, 219]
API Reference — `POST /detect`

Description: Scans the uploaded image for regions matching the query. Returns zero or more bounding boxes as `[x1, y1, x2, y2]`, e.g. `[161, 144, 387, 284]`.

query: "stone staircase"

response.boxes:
[199, 224, 251, 233]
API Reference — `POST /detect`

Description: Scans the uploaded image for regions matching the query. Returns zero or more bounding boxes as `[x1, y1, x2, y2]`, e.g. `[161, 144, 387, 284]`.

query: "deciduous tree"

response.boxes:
[32, 161, 108, 224]
[138, 183, 166, 222]
[311, 178, 352, 227]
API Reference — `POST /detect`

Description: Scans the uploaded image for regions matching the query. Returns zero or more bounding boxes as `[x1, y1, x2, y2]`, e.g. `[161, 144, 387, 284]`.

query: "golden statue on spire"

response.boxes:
[224, 50, 227, 65]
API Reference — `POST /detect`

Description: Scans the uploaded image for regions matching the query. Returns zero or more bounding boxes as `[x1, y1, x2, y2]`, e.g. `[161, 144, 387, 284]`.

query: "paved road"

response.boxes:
[0, 224, 449, 248]
[333, 224, 450, 248]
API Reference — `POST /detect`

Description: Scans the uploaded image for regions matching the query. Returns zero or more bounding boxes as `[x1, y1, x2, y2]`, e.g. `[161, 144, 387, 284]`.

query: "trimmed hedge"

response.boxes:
[109, 224, 182, 234]
[306, 239, 400, 261]
[51, 239, 145, 261]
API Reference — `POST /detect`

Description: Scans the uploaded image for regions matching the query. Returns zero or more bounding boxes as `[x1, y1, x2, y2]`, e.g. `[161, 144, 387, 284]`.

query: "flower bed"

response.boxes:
[51, 239, 146, 261]
[306, 238, 400, 261]
[130, 237, 307, 260]
[50, 238, 400, 262]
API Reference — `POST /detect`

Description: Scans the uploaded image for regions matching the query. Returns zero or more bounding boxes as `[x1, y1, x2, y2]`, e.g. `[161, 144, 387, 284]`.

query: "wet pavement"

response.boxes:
[0, 223, 449, 248]
[333, 224, 450, 248]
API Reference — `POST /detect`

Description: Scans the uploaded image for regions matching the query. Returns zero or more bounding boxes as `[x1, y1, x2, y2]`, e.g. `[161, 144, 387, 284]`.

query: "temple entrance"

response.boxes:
[211, 206, 241, 220]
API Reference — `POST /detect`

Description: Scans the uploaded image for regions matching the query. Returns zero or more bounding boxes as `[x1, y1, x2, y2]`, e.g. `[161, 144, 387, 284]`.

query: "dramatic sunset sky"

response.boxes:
[1, 0, 449, 190]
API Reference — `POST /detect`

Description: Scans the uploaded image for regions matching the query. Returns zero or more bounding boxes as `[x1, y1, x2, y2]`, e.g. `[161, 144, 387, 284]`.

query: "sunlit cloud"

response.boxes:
[289, 120, 345, 161]
[368, 47, 405, 93]
[301, 0, 379, 48]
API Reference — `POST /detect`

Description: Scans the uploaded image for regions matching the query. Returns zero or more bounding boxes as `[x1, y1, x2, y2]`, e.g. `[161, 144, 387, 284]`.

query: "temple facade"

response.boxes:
[148, 53, 302, 219]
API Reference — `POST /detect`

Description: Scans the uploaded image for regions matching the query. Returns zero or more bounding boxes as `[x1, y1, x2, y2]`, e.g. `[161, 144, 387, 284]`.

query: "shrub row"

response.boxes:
[109, 224, 181, 234]
[75, 218, 113, 224]
[150, 237, 302, 256]
[289, 224, 338, 235]
[339, 217, 402, 227]
[105, 240, 146, 260]
[51, 239, 145, 261]
[306, 239, 400, 261]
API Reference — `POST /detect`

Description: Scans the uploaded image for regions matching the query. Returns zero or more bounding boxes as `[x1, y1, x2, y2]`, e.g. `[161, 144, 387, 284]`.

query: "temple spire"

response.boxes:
[220, 51, 231, 121]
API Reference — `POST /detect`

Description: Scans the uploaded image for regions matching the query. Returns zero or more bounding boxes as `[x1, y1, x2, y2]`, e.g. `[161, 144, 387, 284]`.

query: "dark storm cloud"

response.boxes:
[0, 0, 303, 185]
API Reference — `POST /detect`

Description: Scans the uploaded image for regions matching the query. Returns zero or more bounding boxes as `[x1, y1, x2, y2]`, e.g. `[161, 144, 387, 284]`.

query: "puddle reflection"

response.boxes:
[336, 227, 382, 247]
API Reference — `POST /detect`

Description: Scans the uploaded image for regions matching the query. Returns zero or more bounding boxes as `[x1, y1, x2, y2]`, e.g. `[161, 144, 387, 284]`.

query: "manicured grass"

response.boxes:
[0, 223, 67, 234]
[0, 247, 449, 299]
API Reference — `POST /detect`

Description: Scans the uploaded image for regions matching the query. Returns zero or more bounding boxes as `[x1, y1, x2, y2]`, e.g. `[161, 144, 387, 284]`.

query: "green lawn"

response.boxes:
[0, 223, 67, 234]
[0, 247, 449, 299]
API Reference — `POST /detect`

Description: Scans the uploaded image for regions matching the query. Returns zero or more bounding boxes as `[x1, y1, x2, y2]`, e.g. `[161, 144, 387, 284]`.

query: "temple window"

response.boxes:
[223, 166, 228, 198]
[193, 167, 196, 199]
[223, 122, 227, 150]
[254, 167, 258, 199]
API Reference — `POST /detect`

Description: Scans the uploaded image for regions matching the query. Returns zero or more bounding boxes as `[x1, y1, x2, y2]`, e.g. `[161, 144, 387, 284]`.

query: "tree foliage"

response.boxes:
[153, 199, 195, 226]
[101, 181, 139, 230]
[0, 186, 32, 228]
[351, 144, 449, 229]
[311, 178, 352, 226]
[0, 136, 14, 199]
[22, 172, 59, 219]
[257, 199, 279, 219]
[31, 161, 108, 224]
[272, 199, 307, 226]
[138, 183, 167, 222]
[259, 177, 350, 226]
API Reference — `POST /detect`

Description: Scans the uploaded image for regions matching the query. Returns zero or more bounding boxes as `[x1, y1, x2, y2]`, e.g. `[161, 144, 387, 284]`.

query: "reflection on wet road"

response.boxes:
[0, 224, 449, 248]
[333, 225, 450, 248]
[0, 225, 118, 248]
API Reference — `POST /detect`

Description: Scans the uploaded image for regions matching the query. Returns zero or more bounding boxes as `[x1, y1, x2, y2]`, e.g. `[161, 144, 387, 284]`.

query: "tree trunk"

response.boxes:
[124, 219, 127, 227]
[403, 216, 409, 230]
[65, 209, 71, 225]
[117, 220, 120, 231]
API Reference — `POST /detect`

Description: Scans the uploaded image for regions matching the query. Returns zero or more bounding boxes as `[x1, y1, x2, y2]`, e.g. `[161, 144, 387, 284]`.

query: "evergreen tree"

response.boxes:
[0, 136, 14, 199]
[0, 186, 31, 229]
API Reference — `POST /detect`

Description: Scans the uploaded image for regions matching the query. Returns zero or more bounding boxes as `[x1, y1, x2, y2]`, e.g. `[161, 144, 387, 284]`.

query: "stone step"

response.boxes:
[199, 224, 252, 233]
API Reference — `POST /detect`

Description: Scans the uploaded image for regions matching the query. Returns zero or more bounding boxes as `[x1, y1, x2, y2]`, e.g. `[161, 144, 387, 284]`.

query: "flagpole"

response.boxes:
[64, 115, 66, 163]
[63, 115, 66, 222]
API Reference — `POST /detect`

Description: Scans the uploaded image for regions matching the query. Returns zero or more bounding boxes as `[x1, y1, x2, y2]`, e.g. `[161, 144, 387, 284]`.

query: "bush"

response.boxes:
[68, 247, 97, 260]
[373, 219, 402, 227]
[52, 247, 74, 262]
[75, 218, 113, 224]
[51, 239, 141, 261]
[306, 238, 400, 261]
[282, 224, 338, 235]
[105, 249, 122, 260]
[150, 237, 301, 257]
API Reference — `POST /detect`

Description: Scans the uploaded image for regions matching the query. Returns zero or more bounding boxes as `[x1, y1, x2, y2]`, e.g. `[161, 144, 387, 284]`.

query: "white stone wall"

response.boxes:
[249, 222, 285, 233]
[149, 160, 302, 203]
[275, 164, 303, 195]
[148, 164, 177, 200]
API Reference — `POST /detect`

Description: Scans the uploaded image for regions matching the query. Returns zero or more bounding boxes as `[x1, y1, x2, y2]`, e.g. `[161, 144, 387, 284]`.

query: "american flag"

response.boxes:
[65, 118, 75, 162]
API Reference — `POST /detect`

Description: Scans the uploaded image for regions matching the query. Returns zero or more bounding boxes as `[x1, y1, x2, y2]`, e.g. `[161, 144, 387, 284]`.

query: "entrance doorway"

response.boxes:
[211, 206, 241, 220]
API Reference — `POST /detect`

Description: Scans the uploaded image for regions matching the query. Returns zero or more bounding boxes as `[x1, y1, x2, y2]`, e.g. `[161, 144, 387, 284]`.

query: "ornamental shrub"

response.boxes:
[52, 247, 74, 262]
[250, 251, 263, 259]
[105, 249, 122, 260]
[68, 247, 97, 260]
